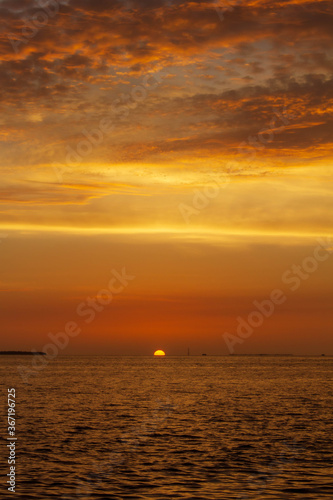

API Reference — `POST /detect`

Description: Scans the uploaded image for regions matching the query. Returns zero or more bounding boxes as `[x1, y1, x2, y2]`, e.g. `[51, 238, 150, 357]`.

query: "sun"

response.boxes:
[153, 350, 166, 356]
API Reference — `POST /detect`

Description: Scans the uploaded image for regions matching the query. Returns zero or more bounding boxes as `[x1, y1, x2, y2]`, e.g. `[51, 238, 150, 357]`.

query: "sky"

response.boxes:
[0, 0, 332, 355]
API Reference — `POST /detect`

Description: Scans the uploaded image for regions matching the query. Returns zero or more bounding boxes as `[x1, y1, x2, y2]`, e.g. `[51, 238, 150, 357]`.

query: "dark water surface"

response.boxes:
[0, 356, 332, 499]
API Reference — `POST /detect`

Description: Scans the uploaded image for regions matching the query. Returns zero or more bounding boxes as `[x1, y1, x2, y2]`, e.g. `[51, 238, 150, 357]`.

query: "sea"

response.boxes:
[0, 355, 332, 499]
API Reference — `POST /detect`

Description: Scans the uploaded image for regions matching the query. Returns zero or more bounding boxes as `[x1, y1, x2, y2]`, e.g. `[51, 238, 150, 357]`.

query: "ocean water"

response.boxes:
[0, 355, 332, 499]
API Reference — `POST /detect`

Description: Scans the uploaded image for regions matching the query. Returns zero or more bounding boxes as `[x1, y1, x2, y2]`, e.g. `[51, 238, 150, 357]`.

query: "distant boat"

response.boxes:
[202, 353, 207, 356]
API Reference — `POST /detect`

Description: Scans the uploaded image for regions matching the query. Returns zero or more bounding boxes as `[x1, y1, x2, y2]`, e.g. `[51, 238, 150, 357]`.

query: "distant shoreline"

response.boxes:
[0, 352, 330, 357]
[0, 351, 46, 355]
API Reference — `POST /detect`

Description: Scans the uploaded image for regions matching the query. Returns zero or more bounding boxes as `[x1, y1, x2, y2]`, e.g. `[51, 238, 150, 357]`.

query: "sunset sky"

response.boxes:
[0, 0, 332, 355]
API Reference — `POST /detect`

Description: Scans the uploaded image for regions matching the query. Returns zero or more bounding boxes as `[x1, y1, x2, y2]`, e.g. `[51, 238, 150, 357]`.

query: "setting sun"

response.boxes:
[153, 350, 166, 356]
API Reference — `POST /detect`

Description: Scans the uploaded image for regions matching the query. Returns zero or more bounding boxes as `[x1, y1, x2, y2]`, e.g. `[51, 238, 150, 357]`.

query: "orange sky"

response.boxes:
[0, 0, 332, 355]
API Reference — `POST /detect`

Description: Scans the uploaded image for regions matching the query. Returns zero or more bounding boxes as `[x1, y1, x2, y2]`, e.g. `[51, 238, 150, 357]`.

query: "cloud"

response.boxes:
[0, 0, 331, 237]
[0, 0, 331, 168]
